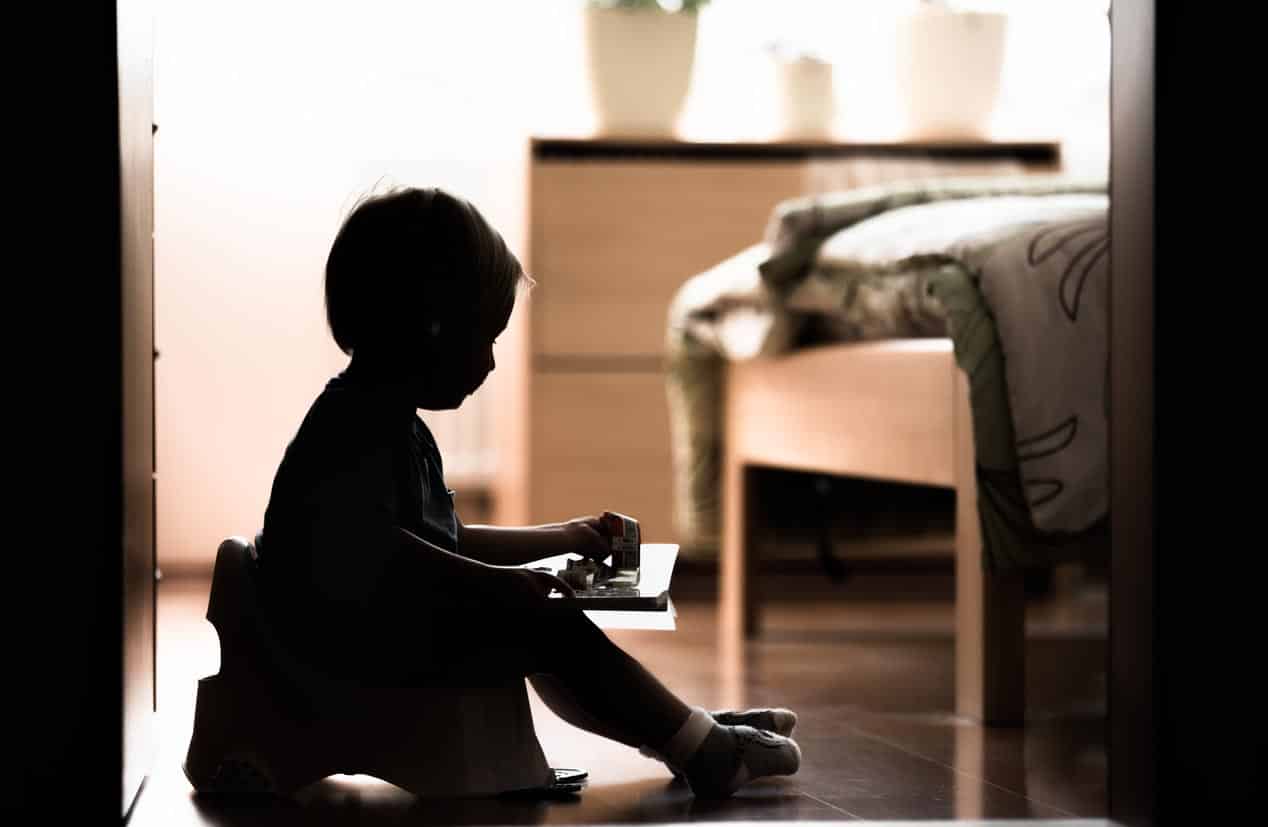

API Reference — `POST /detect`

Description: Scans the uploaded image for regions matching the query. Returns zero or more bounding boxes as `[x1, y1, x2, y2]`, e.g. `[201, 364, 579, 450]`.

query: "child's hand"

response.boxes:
[563, 516, 610, 563]
[502, 568, 576, 607]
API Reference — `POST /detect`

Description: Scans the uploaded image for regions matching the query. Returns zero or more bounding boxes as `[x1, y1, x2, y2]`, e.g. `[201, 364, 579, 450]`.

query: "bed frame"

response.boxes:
[719, 339, 1027, 725]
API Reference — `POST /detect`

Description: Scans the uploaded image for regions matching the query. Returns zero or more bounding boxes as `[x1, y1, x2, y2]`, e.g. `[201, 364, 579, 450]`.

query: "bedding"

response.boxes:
[665, 176, 1110, 571]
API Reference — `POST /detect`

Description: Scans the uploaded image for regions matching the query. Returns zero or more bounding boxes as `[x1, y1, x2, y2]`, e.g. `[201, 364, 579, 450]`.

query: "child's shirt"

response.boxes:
[259, 369, 457, 671]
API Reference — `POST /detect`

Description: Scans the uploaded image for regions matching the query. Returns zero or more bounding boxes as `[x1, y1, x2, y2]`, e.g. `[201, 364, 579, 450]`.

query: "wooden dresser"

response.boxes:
[497, 137, 1061, 540]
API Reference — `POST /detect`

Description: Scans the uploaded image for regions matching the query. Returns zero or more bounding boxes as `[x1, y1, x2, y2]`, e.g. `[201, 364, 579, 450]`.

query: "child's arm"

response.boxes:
[456, 517, 609, 567]
[396, 526, 576, 606]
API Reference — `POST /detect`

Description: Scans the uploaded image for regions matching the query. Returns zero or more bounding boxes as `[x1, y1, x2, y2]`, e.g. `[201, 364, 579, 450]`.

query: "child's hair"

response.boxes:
[324, 187, 526, 356]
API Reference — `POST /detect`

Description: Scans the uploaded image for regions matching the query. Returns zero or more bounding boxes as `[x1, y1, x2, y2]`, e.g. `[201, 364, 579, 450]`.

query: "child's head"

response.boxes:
[324, 187, 526, 409]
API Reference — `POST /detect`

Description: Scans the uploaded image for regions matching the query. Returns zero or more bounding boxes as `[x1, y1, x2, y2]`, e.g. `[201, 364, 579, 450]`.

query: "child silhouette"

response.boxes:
[258, 187, 800, 797]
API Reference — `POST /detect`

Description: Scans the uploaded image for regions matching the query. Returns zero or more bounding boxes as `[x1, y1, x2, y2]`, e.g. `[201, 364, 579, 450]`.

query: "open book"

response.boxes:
[526, 543, 679, 631]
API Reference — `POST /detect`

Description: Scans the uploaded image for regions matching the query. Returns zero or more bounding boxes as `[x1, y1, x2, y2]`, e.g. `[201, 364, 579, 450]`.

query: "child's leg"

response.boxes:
[528, 673, 645, 748]
[410, 607, 800, 797]
[425, 607, 691, 749]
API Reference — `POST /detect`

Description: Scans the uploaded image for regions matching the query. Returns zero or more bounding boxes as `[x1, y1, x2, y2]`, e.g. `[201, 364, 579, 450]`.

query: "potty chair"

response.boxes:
[183, 536, 562, 798]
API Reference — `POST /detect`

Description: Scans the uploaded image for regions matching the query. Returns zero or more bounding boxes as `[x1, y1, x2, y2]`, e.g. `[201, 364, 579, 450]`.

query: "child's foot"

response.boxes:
[682, 724, 801, 798]
[639, 708, 797, 776]
[711, 708, 798, 737]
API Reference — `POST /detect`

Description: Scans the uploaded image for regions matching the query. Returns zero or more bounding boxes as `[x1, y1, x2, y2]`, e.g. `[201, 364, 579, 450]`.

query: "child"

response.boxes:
[258, 186, 801, 798]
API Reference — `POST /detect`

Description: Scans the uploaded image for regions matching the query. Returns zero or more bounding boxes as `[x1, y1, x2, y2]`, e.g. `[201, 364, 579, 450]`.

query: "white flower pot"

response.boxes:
[585, 6, 699, 136]
[896, 8, 1007, 139]
[773, 55, 835, 139]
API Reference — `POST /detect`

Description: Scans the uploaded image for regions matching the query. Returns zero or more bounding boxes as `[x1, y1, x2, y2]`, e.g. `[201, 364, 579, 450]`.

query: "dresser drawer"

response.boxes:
[532, 468, 676, 544]
[529, 370, 676, 540]
[530, 370, 672, 463]
[530, 160, 804, 358]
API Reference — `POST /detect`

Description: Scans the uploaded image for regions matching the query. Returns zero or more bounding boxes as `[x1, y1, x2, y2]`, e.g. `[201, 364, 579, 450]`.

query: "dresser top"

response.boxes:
[531, 135, 1061, 163]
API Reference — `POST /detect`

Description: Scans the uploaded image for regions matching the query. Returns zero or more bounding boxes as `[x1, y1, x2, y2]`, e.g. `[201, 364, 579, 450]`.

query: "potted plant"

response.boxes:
[584, 0, 711, 136]
[895, 1, 1008, 139]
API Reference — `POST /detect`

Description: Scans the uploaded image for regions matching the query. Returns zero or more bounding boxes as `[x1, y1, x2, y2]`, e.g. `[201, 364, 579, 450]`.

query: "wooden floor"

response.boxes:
[130, 567, 1108, 825]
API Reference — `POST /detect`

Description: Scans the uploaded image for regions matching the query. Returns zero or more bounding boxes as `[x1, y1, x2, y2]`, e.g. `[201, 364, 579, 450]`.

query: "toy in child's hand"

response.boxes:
[554, 511, 643, 594]
[597, 511, 640, 587]
[560, 558, 599, 590]
[560, 555, 642, 596]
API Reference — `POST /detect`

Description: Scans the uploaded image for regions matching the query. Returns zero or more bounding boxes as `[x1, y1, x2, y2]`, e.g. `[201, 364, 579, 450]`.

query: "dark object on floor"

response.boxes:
[814, 477, 851, 583]
[1024, 566, 1054, 598]
[499, 768, 590, 799]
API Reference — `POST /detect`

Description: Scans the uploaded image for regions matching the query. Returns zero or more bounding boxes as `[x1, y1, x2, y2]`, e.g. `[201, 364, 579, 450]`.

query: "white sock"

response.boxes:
[645, 707, 801, 798]
[639, 707, 799, 773]
[655, 707, 715, 770]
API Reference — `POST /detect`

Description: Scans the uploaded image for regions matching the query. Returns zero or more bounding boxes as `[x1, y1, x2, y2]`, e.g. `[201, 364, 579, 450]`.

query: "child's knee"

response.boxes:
[529, 609, 612, 661]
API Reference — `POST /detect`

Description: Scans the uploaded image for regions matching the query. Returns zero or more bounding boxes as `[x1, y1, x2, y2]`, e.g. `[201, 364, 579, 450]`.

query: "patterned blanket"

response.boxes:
[665, 176, 1110, 571]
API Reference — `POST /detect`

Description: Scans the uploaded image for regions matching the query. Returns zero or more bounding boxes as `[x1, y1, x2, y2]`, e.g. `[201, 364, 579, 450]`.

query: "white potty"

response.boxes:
[183, 537, 555, 798]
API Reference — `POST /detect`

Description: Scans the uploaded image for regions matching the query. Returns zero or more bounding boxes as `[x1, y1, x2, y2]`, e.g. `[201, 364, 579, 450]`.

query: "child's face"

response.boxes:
[411, 305, 509, 411]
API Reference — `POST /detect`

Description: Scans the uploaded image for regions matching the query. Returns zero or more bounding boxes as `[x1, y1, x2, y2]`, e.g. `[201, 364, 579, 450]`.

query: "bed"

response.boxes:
[665, 175, 1110, 723]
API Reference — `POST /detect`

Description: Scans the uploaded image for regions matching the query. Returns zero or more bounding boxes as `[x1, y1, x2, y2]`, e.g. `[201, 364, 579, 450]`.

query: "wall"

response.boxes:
[155, 0, 563, 569]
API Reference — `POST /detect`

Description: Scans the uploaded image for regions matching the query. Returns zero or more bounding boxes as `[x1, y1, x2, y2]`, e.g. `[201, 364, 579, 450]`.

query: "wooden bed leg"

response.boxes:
[721, 452, 763, 643]
[741, 466, 762, 638]
[719, 455, 756, 708]
[953, 369, 1026, 726]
